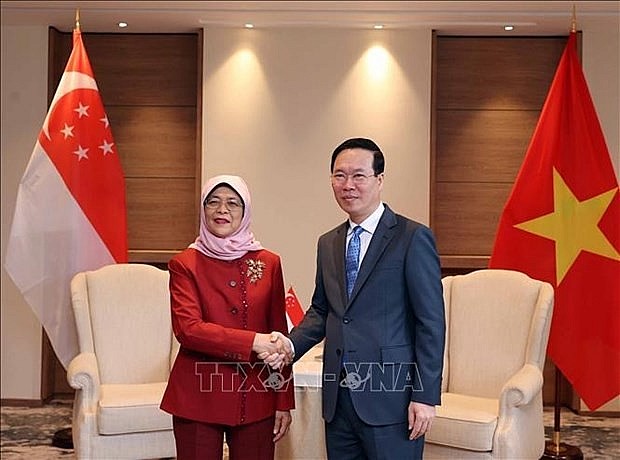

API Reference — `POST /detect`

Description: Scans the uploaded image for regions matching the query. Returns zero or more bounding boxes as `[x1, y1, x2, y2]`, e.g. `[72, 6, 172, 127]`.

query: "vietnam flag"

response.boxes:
[285, 286, 305, 331]
[5, 27, 127, 369]
[489, 32, 620, 410]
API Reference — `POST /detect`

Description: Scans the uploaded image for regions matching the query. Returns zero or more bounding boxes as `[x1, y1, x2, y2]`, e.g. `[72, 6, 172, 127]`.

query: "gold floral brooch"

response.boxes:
[246, 259, 265, 284]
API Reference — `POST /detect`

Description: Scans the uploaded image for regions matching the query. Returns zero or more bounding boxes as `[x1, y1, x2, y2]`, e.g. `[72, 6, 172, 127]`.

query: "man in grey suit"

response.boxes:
[267, 138, 445, 459]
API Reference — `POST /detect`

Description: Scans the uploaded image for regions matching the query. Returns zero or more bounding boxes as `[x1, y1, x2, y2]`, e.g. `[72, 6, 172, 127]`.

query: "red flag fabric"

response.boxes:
[5, 28, 127, 368]
[489, 32, 620, 410]
[285, 286, 305, 330]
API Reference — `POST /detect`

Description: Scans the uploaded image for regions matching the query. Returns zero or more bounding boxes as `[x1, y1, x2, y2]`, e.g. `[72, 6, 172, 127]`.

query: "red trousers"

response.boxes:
[173, 415, 276, 460]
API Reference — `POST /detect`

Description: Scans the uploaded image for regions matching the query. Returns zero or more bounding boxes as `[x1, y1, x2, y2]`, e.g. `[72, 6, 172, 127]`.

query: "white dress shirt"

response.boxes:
[282, 203, 386, 360]
[346, 203, 385, 269]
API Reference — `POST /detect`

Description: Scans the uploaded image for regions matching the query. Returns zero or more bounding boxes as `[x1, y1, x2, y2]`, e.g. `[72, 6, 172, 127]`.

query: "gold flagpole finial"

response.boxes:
[571, 4, 577, 33]
[75, 9, 80, 30]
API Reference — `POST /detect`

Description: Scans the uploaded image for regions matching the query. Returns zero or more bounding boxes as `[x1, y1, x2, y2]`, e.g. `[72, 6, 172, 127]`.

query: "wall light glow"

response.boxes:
[365, 45, 390, 80]
[118, 22, 128, 28]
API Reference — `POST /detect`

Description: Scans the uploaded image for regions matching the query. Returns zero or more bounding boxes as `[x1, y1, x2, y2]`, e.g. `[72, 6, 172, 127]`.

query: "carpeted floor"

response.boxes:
[1, 400, 73, 459]
[1, 399, 618, 459]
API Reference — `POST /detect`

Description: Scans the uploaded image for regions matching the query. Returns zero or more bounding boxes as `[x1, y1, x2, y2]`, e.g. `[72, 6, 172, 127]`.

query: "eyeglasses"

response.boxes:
[330, 172, 378, 186]
[204, 198, 244, 212]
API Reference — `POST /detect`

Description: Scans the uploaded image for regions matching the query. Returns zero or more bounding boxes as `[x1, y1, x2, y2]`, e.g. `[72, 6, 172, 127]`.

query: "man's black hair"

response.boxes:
[330, 138, 385, 174]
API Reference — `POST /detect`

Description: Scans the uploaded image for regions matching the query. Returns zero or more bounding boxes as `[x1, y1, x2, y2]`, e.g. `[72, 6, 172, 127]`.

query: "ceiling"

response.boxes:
[1, 1, 618, 35]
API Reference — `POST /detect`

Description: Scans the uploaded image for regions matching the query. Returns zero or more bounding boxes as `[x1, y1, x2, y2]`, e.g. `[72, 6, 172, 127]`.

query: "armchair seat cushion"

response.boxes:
[98, 383, 172, 435]
[427, 392, 499, 452]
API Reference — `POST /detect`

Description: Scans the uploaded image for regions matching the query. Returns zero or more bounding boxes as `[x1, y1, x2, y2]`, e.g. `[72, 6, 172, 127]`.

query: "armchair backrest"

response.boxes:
[71, 263, 177, 385]
[441, 269, 553, 398]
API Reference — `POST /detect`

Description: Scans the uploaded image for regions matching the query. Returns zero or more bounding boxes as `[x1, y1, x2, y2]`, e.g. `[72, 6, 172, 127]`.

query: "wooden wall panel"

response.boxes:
[41, 28, 202, 399]
[45, 29, 202, 398]
[126, 178, 197, 250]
[49, 28, 202, 261]
[434, 182, 512, 255]
[436, 37, 566, 110]
[432, 35, 579, 407]
[108, 106, 197, 177]
[436, 110, 539, 183]
[432, 35, 567, 266]
[54, 34, 199, 106]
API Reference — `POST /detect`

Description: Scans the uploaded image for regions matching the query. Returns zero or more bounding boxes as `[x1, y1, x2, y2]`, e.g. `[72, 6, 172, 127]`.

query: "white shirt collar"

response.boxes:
[348, 203, 385, 236]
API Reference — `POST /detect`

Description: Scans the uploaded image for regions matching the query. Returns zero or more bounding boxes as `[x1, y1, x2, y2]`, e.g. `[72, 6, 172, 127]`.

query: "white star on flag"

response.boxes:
[99, 139, 114, 155]
[60, 123, 74, 139]
[74, 102, 89, 118]
[100, 115, 110, 128]
[73, 145, 89, 160]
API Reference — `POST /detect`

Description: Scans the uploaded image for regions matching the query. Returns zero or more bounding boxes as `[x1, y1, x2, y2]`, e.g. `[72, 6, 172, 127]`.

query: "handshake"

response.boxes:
[252, 331, 295, 370]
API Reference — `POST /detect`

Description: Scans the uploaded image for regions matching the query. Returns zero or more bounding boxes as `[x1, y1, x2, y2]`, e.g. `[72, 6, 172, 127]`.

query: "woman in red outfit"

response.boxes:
[161, 175, 294, 460]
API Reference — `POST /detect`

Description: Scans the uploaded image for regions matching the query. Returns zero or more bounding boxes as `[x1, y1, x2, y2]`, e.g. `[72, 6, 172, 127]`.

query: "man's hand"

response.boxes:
[252, 333, 282, 356]
[271, 331, 294, 362]
[273, 410, 292, 442]
[408, 401, 435, 440]
[257, 331, 294, 370]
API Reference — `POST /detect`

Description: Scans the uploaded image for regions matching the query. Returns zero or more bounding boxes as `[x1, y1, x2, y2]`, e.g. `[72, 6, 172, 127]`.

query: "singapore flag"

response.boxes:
[285, 286, 305, 331]
[5, 28, 127, 368]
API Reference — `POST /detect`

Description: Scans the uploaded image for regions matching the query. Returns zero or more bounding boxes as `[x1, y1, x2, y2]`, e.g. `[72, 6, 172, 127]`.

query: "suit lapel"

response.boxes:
[347, 206, 398, 307]
[331, 222, 348, 307]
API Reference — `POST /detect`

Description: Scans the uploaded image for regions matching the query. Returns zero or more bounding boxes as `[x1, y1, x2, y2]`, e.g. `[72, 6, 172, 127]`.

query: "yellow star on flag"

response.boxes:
[515, 168, 619, 285]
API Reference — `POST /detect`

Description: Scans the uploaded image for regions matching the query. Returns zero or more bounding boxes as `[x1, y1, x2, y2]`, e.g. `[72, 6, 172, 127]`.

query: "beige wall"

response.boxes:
[2, 23, 619, 403]
[582, 19, 620, 175]
[203, 27, 431, 307]
[582, 19, 620, 412]
[1, 25, 48, 399]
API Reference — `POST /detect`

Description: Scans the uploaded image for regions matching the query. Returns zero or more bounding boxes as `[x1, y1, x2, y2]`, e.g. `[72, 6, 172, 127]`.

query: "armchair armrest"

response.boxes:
[499, 363, 543, 409]
[495, 364, 546, 458]
[67, 352, 101, 405]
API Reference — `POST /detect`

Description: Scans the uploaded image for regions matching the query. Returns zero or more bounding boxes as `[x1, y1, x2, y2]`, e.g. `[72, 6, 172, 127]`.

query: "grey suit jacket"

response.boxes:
[289, 205, 445, 425]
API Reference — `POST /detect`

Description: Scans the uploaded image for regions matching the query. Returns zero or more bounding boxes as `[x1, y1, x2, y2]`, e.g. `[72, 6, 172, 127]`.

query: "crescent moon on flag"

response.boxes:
[42, 71, 98, 140]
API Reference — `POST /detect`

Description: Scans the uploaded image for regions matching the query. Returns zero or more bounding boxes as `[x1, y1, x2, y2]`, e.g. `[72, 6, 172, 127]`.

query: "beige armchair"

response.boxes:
[67, 263, 179, 459]
[425, 269, 554, 459]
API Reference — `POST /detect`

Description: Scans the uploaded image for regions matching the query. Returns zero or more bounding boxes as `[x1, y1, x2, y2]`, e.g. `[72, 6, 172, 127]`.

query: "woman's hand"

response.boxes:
[273, 410, 292, 442]
[252, 333, 281, 355]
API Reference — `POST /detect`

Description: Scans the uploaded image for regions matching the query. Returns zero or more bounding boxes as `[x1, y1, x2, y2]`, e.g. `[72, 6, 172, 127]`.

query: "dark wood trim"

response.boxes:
[40, 329, 55, 401]
[128, 249, 180, 264]
[429, 30, 438, 231]
[1, 398, 44, 407]
[576, 410, 620, 417]
[440, 255, 489, 269]
[195, 28, 204, 228]
[47, 27, 56, 105]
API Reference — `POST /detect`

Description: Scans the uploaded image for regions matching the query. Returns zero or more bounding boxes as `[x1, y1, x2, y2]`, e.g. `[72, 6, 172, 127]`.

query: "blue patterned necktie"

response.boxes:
[345, 226, 364, 298]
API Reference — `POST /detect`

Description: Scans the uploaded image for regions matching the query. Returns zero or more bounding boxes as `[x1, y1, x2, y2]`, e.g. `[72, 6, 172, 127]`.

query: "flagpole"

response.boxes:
[541, 366, 583, 459]
[541, 11, 584, 458]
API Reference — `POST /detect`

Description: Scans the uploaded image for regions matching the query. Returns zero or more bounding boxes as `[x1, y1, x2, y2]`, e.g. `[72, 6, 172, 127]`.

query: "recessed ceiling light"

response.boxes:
[504, 25, 514, 31]
[244, 23, 254, 29]
[373, 24, 384, 30]
[118, 22, 128, 28]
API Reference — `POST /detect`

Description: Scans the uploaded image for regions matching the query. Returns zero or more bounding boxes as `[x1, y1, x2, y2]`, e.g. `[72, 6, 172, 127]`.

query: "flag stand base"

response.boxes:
[52, 427, 74, 450]
[541, 441, 583, 460]
[540, 368, 583, 460]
